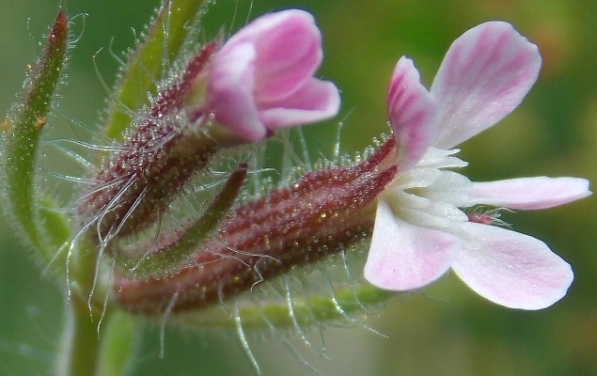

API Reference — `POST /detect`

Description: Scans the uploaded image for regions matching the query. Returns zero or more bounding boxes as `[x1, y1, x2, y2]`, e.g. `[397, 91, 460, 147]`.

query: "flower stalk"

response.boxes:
[56, 303, 105, 376]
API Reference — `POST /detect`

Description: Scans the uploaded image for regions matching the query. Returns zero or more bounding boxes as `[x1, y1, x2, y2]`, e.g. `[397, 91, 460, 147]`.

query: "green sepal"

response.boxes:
[114, 165, 247, 278]
[0, 12, 69, 251]
[103, 0, 210, 141]
[37, 195, 72, 276]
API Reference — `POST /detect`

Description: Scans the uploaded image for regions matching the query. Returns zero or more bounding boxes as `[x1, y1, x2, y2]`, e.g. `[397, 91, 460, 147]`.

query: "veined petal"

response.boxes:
[452, 223, 573, 310]
[206, 9, 339, 141]
[259, 78, 340, 127]
[249, 11, 323, 101]
[387, 57, 438, 169]
[208, 43, 265, 140]
[464, 177, 592, 210]
[430, 21, 541, 149]
[364, 200, 460, 290]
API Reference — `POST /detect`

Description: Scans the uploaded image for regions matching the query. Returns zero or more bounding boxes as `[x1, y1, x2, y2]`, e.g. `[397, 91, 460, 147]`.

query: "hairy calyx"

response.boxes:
[113, 138, 396, 314]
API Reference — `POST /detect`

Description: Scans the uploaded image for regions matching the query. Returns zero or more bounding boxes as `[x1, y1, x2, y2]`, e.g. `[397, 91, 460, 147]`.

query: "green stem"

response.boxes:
[56, 237, 107, 376]
[97, 312, 139, 376]
[56, 303, 139, 376]
[57, 235, 139, 376]
[56, 302, 106, 376]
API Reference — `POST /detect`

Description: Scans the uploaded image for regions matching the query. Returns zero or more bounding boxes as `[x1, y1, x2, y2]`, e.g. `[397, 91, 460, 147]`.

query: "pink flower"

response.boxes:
[204, 9, 340, 141]
[364, 21, 591, 309]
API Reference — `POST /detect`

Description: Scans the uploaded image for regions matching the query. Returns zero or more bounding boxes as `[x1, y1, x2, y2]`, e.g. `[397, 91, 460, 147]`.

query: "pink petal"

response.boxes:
[259, 78, 340, 127]
[464, 177, 591, 210]
[387, 57, 438, 169]
[451, 223, 573, 310]
[207, 9, 339, 140]
[223, 10, 322, 102]
[430, 21, 541, 149]
[251, 13, 323, 102]
[364, 199, 460, 290]
[208, 43, 266, 141]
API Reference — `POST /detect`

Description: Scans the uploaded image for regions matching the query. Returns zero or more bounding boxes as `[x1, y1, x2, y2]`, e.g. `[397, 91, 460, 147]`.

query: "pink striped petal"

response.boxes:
[364, 199, 459, 290]
[431, 21, 541, 149]
[208, 43, 265, 140]
[206, 10, 339, 141]
[259, 78, 340, 128]
[464, 177, 591, 210]
[387, 57, 438, 169]
[452, 223, 573, 310]
[245, 11, 323, 102]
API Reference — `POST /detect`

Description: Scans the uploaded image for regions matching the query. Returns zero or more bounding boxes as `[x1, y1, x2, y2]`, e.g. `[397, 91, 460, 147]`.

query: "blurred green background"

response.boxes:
[1, 0, 596, 375]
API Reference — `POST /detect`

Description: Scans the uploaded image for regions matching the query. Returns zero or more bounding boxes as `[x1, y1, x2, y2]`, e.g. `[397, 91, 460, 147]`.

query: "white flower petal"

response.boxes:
[430, 21, 541, 149]
[364, 200, 460, 290]
[451, 223, 574, 310]
[401, 202, 468, 230]
[417, 147, 468, 170]
[464, 177, 592, 210]
[384, 189, 431, 210]
[392, 167, 442, 190]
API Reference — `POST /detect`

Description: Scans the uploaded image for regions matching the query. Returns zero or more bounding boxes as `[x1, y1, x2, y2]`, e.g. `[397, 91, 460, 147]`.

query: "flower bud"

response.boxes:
[195, 9, 341, 141]
[77, 10, 340, 246]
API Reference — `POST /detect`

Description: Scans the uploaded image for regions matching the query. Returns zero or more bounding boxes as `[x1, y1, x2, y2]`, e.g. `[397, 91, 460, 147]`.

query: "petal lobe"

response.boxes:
[387, 57, 438, 169]
[431, 21, 542, 148]
[365, 200, 459, 290]
[452, 223, 573, 310]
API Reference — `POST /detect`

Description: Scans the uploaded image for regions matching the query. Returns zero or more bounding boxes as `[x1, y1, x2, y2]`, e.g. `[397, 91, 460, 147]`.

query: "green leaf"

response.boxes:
[103, 0, 211, 141]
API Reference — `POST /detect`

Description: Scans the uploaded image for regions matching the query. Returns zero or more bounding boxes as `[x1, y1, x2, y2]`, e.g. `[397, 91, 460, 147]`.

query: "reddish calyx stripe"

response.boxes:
[151, 42, 218, 118]
[114, 138, 398, 314]
[77, 44, 219, 243]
